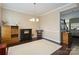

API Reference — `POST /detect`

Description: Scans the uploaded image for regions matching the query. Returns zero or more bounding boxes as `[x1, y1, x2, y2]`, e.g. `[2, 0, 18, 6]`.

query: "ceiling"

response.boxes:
[2, 3, 68, 16]
[61, 4, 79, 16]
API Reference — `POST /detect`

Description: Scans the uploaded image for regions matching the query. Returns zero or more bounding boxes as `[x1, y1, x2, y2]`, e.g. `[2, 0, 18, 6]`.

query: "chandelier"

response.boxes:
[29, 3, 39, 22]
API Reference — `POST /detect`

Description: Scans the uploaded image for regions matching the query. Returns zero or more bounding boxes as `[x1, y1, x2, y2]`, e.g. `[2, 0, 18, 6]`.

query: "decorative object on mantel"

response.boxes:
[29, 3, 39, 22]
[2, 20, 8, 25]
[36, 30, 43, 39]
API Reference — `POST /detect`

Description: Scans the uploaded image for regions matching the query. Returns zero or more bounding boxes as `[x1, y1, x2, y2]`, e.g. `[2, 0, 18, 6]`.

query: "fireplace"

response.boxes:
[20, 29, 32, 41]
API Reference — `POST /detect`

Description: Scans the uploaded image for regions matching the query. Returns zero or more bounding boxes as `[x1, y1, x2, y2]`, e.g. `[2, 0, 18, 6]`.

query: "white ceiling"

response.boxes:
[3, 3, 68, 16]
[61, 4, 79, 16]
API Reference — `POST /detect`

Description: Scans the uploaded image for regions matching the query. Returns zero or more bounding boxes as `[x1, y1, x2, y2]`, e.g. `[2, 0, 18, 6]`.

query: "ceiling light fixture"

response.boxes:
[29, 3, 39, 22]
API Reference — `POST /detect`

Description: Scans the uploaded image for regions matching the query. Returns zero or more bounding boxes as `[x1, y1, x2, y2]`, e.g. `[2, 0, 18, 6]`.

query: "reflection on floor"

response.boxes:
[70, 37, 79, 55]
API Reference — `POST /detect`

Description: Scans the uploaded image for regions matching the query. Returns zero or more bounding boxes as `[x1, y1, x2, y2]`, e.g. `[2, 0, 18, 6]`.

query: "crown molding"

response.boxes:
[1, 3, 77, 17]
[40, 3, 77, 16]
[2, 7, 34, 17]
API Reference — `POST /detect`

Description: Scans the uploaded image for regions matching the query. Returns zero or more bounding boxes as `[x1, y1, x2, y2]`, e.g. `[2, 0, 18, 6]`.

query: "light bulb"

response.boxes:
[29, 18, 39, 22]
[36, 18, 39, 22]
[32, 18, 35, 22]
[30, 18, 35, 22]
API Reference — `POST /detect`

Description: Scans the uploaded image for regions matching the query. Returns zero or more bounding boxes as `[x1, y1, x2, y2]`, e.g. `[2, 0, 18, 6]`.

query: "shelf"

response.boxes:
[11, 37, 18, 40]
[11, 34, 18, 37]
[11, 26, 18, 28]
[11, 29, 18, 34]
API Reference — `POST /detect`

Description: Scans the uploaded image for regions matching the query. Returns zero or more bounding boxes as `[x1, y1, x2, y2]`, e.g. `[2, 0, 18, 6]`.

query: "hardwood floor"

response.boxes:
[70, 37, 79, 55]
[52, 46, 71, 55]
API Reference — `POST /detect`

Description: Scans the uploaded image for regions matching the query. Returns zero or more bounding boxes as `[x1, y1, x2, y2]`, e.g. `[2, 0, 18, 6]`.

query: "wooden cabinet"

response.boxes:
[1, 26, 19, 45]
[2, 26, 11, 41]
[61, 32, 72, 48]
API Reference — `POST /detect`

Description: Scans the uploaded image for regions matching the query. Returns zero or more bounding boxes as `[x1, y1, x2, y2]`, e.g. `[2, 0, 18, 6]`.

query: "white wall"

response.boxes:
[39, 4, 77, 43]
[2, 8, 38, 37]
[0, 4, 2, 26]
[0, 7, 1, 26]
[39, 11, 60, 43]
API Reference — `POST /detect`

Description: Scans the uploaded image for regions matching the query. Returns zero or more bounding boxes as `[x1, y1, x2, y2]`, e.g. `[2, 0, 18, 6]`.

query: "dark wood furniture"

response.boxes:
[52, 46, 71, 55]
[20, 29, 32, 41]
[36, 30, 43, 39]
[0, 44, 7, 55]
[61, 32, 72, 48]
[1, 26, 19, 45]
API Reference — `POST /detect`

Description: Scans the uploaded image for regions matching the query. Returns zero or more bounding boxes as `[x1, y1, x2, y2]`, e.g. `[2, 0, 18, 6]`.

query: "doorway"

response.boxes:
[60, 7, 79, 54]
